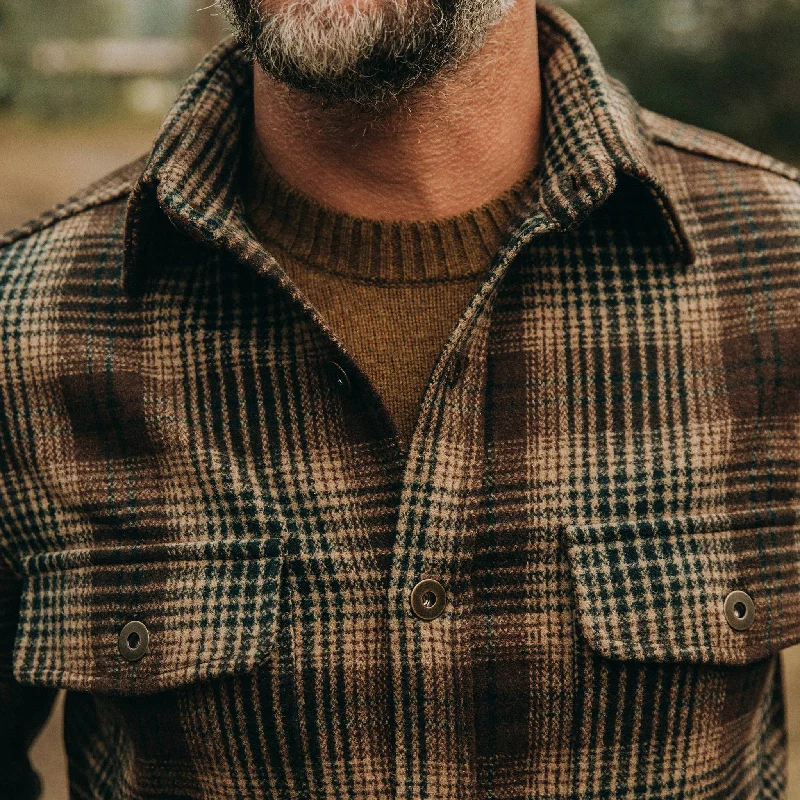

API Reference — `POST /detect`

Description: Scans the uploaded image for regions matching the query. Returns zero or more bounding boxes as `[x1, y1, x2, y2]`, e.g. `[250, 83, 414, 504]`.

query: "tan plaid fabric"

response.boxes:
[1, 3, 799, 799]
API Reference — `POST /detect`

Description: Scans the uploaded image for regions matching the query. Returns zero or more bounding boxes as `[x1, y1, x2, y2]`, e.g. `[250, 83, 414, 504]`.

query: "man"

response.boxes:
[0, 0, 798, 797]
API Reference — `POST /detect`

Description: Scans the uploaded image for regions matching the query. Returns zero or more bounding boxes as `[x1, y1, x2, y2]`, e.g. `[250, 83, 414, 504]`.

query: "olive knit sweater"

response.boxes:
[242, 135, 539, 451]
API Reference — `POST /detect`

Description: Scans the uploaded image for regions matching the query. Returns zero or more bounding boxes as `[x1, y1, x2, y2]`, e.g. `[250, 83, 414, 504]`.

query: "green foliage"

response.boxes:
[561, 0, 800, 163]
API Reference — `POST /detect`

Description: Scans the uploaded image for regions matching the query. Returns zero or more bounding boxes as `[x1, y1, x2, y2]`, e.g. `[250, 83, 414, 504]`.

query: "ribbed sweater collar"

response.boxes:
[241, 134, 541, 284]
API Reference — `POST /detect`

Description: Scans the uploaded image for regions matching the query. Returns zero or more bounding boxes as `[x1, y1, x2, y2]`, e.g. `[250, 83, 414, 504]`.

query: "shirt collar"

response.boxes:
[122, 2, 694, 294]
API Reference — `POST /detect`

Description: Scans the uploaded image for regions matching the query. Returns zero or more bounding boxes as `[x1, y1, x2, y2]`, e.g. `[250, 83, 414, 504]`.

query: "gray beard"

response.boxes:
[218, 0, 516, 108]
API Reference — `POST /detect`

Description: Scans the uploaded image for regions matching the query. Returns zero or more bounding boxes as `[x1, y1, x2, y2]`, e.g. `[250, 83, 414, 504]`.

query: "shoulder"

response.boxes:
[640, 109, 800, 226]
[640, 107, 800, 186]
[0, 155, 148, 282]
[640, 109, 800, 279]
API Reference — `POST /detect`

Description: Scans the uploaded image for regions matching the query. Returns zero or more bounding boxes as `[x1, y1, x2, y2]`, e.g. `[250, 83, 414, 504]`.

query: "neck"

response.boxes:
[252, 0, 542, 221]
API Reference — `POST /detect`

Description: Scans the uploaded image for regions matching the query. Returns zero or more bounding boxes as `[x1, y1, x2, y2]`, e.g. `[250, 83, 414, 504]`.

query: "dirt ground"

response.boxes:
[2, 117, 799, 799]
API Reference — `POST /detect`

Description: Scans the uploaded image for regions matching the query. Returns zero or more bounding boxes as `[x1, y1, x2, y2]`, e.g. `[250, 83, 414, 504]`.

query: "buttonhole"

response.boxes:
[127, 631, 141, 651]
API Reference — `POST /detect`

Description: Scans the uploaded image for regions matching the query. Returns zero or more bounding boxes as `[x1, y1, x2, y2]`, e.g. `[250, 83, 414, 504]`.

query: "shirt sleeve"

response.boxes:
[0, 560, 58, 800]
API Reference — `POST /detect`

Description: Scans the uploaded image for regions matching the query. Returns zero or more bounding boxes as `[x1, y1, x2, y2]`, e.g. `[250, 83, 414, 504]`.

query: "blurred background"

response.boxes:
[0, 0, 797, 797]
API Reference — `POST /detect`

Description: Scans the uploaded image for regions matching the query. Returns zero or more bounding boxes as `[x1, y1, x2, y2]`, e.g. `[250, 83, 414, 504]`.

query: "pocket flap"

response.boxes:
[565, 507, 800, 665]
[13, 538, 283, 695]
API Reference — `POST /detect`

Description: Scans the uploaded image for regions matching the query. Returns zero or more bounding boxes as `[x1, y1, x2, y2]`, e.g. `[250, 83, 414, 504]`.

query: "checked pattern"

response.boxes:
[0, 3, 798, 799]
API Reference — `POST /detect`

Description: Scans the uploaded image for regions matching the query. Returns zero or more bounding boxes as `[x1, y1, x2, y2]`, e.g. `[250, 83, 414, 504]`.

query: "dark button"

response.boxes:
[119, 621, 150, 662]
[325, 359, 352, 395]
[724, 590, 755, 631]
[410, 579, 447, 621]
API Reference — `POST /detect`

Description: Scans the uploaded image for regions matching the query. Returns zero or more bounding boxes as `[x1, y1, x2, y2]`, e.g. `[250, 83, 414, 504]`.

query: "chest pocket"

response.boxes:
[12, 537, 284, 695]
[565, 506, 800, 665]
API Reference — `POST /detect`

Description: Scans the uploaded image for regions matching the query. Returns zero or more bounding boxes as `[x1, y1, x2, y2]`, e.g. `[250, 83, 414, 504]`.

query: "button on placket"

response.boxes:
[410, 578, 447, 621]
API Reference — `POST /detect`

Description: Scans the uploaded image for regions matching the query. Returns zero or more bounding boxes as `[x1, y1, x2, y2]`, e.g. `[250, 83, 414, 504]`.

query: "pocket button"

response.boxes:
[724, 590, 755, 631]
[119, 621, 150, 661]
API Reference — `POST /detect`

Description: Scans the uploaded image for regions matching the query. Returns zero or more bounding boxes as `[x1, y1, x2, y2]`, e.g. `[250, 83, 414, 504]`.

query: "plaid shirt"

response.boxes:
[1, 4, 799, 799]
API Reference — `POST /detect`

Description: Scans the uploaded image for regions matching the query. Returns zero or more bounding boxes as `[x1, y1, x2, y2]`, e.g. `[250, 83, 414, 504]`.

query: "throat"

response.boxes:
[250, 0, 543, 221]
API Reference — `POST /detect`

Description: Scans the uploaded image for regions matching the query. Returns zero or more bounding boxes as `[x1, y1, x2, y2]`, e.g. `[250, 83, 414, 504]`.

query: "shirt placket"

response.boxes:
[386, 231, 542, 800]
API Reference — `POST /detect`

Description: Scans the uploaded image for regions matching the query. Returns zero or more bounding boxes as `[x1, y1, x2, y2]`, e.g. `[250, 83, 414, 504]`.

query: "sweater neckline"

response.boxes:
[241, 132, 541, 285]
